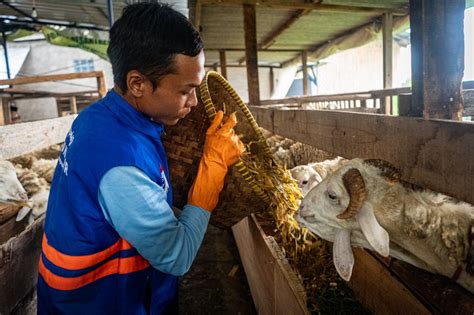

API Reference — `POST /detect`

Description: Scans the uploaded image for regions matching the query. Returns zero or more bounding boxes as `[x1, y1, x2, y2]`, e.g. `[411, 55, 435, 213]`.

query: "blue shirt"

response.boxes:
[98, 166, 210, 276]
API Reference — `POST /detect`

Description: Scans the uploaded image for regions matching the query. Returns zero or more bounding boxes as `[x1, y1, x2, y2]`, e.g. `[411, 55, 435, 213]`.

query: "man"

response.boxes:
[37, 3, 244, 314]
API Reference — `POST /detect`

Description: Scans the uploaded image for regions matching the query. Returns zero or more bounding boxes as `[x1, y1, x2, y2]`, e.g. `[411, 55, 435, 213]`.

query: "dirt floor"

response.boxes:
[178, 224, 256, 314]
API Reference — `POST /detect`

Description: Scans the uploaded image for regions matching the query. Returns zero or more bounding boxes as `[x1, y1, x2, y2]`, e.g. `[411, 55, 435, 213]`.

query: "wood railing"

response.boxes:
[259, 82, 474, 117]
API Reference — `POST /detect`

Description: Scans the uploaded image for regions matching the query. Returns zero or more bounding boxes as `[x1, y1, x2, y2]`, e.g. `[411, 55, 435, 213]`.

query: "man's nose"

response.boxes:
[187, 89, 198, 108]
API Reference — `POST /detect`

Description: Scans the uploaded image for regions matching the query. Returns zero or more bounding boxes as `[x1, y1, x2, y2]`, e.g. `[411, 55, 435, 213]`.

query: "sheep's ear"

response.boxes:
[357, 203, 390, 257]
[16, 206, 31, 222]
[333, 229, 354, 281]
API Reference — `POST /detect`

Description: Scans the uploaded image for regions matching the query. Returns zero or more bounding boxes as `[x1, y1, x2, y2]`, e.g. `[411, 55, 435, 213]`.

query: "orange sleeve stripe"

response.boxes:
[42, 234, 134, 270]
[39, 255, 150, 291]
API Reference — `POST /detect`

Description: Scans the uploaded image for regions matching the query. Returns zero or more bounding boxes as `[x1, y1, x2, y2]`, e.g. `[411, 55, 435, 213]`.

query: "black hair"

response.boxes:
[107, 2, 203, 92]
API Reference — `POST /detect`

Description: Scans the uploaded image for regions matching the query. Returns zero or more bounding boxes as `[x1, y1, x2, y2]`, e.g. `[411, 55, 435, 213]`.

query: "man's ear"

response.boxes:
[126, 70, 147, 98]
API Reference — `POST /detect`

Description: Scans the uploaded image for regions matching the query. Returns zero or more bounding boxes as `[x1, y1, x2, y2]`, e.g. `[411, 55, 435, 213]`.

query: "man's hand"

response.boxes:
[188, 111, 245, 212]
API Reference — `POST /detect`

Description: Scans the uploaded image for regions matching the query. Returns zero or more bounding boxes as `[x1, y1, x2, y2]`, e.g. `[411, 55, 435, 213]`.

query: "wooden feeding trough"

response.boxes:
[0, 115, 74, 314]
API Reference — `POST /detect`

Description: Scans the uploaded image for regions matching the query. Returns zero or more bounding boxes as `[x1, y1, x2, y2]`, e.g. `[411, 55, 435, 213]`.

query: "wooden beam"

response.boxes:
[382, 12, 393, 114]
[70, 96, 78, 114]
[205, 48, 303, 52]
[200, 0, 407, 15]
[382, 12, 393, 89]
[0, 71, 105, 86]
[0, 115, 76, 159]
[237, 8, 310, 63]
[243, 4, 260, 105]
[410, 0, 465, 120]
[269, 67, 275, 96]
[219, 50, 228, 79]
[1, 97, 11, 125]
[302, 51, 309, 96]
[205, 64, 280, 68]
[194, 0, 202, 31]
[281, 14, 409, 69]
[262, 9, 310, 49]
[96, 72, 107, 98]
[249, 107, 474, 205]
[232, 215, 308, 315]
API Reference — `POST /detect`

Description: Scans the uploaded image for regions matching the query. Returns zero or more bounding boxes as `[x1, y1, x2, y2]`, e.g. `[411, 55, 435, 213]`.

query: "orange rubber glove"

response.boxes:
[188, 111, 245, 212]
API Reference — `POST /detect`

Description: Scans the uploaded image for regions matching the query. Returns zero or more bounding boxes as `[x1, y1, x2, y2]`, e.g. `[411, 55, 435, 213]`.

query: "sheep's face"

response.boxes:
[296, 159, 391, 281]
[0, 161, 28, 204]
[290, 165, 323, 197]
[297, 165, 358, 234]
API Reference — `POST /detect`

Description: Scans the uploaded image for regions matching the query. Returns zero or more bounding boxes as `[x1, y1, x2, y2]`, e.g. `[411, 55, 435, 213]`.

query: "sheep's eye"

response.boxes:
[327, 190, 338, 200]
[302, 180, 308, 185]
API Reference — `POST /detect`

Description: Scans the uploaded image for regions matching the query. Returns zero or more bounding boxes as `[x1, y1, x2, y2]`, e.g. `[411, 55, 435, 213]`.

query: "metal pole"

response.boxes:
[107, 0, 114, 27]
[2, 32, 11, 80]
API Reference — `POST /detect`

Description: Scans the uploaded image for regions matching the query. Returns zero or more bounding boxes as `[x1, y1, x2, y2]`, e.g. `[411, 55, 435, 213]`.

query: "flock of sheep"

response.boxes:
[1, 134, 474, 294]
[0, 145, 59, 225]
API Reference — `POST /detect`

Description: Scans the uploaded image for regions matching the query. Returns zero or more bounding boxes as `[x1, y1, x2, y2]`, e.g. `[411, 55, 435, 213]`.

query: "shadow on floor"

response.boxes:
[179, 224, 256, 315]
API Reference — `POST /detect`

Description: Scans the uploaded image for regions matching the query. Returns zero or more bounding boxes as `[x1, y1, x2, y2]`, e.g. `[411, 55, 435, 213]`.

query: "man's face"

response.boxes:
[137, 50, 205, 126]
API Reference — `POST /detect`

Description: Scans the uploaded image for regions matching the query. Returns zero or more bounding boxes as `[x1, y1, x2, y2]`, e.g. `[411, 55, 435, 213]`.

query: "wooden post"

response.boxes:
[302, 51, 309, 96]
[410, 0, 465, 120]
[70, 96, 77, 114]
[2, 97, 11, 125]
[219, 50, 227, 79]
[383, 12, 393, 115]
[96, 72, 107, 98]
[269, 67, 275, 96]
[243, 4, 260, 105]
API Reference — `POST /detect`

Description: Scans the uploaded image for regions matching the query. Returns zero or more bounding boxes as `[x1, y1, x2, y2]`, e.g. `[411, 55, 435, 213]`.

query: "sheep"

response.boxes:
[16, 186, 49, 224]
[31, 158, 58, 183]
[290, 165, 322, 196]
[296, 158, 474, 293]
[0, 161, 29, 205]
[290, 157, 347, 196]
[14, 165, 51, 223]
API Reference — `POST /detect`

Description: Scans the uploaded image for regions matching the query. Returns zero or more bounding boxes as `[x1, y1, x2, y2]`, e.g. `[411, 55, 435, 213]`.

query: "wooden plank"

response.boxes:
[0, 212, 27, 244]
[0, 115, 76, 159]
[349, 249, 430, 314]
[0, 215, 44, 314]
[219, 50, 227, 79]
[201, 0, 407, 14]
[0, 203, 20, 225]
[410, 0, 465, 120]
[243, 4, 260, 105]
[232, 215, 308, 315]
[0, 71, 104, 86]
[302, 51, 308, 96]
[390, 259, 474, 314]
[250, 107, 474, 205]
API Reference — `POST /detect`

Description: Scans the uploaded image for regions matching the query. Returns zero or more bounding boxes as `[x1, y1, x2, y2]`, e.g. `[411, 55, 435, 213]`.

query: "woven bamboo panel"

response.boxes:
[163, 74, 268, 228]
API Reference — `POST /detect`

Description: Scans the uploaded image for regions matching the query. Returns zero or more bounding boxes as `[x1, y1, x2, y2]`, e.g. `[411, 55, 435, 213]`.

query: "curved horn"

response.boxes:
[337, 168, 366, 220]
[364, 159, 401, 184]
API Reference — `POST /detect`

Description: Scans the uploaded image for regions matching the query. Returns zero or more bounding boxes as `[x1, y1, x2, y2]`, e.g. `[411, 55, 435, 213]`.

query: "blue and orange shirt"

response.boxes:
[37, 89, 210, 314]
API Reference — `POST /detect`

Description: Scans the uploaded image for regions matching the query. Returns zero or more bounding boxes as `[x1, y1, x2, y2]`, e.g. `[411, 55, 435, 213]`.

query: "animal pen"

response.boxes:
[1, 0, 474, 314]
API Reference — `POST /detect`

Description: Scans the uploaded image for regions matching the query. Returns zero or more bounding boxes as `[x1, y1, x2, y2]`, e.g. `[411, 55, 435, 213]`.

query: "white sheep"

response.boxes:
[296, 158, 474, 293]
[0, 161, 28, 205]
[290, 165, 322, 196]
[31, 158, 58, 183]
[290, 157, 346, 196]
[16, 186, 49, 224]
